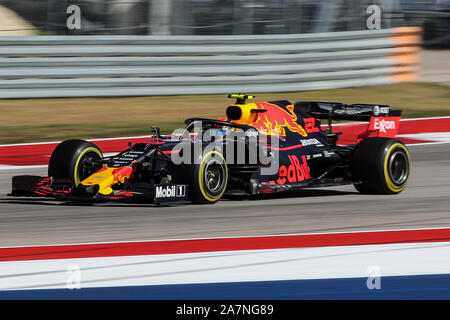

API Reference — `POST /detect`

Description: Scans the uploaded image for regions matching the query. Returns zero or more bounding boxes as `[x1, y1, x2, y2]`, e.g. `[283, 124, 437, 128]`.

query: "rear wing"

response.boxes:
[294, 101, 402, 144]
[294, 101, 402, 121]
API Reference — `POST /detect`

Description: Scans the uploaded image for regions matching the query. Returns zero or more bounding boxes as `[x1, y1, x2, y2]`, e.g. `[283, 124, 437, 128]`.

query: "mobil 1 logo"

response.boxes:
[154, 184, 188, 204]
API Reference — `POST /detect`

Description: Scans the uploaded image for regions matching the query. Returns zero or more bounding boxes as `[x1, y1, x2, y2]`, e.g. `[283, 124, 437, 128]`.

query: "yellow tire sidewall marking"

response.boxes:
[198, 150, 228, 202]
[383, 143, 410, 193]
[73, 147, 103, 186]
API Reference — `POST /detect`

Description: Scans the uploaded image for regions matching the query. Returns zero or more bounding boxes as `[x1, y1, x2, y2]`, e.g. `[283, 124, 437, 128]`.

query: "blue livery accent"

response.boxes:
[1, 274, 450, 300]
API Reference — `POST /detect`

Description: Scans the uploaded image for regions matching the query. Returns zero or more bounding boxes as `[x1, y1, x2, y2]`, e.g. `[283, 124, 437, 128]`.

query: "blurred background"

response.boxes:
[0, 0, 448, 143]
[0, 3, 449, 301]
[0, 0, 448, 47]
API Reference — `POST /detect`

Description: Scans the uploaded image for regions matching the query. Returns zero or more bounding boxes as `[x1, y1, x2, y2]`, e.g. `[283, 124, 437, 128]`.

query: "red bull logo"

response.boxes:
[252, 102, 308, 137]
[81, 165, 134, 195]
[267, 154, 311, 185]
[112, 166, 133, 184]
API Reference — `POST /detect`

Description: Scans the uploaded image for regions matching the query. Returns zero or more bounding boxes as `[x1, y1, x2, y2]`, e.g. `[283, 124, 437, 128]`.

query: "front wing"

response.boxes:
[9, 175, 189, 205]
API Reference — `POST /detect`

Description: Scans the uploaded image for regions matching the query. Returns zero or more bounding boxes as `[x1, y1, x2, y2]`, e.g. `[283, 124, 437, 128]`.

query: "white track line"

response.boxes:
[1, 242, 450, 291]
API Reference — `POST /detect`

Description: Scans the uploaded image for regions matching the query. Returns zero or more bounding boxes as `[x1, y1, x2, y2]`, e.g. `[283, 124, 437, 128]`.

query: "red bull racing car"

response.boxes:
[10, 94, 411, 205]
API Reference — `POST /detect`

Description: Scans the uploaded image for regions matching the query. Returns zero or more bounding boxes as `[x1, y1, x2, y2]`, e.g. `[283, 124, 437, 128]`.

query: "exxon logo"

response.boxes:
[373, 118, 396, 134]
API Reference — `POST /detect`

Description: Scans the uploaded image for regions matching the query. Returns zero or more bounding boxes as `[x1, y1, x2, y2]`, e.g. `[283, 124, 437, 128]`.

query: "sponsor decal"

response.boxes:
[304, 117, 320, 133]
[369, 117, 400, 137]
[300, 138, 324, 147]
[112, 166, 133, 184]
[251, 102, 308, 137]
[154, 184, 188, 204]
[270, 154, 311, 185]
[111, 150, 144, 167]
[373, 106, 380, 116]
[245, 130, 259, 137]
[380, 107, 390, 114]
[155, 185, 187, 199]
[333, 107, 365, 115]
[373, 118, 396, 133]
[373, 106, 390, 116]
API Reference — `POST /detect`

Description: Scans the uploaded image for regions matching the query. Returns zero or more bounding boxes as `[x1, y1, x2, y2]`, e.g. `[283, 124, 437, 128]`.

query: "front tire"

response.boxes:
[48, 139, 103, 186]
[173, 150, 228, 204]
[351, 138, 410, 194]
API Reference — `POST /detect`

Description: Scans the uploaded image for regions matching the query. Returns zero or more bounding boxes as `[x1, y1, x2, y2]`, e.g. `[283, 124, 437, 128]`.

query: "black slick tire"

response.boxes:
[351, 137, 410, 194]
[48, 139, 103, 186]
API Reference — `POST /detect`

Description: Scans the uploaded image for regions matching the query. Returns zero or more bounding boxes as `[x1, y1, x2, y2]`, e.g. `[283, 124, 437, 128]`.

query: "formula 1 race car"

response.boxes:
[10, 94, 411, 205]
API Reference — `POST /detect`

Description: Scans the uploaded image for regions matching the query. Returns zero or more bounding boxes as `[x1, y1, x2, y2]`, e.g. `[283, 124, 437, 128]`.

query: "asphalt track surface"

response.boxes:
[0, 143, 449, 247]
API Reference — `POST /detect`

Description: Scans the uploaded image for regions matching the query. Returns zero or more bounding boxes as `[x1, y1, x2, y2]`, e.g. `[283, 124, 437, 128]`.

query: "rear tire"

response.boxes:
[48, 139, 103, 186]
[351, 138, 410, 194]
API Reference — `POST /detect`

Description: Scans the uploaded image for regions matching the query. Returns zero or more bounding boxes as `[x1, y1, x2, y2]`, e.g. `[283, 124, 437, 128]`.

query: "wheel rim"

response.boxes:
[78, 151, 102, 182]
[203, 160, 225, 195]
[388, 150, 409, 186]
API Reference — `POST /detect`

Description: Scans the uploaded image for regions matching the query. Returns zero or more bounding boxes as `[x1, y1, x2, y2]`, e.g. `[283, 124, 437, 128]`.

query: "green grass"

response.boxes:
[1, 82, 449, 144]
